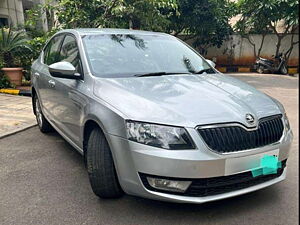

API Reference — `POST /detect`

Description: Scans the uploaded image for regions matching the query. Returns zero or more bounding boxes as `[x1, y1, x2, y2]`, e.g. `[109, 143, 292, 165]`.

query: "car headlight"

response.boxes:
[126, 121, 195, 150]
[283, 113, 291, 131]
[269, 96, 291, 131]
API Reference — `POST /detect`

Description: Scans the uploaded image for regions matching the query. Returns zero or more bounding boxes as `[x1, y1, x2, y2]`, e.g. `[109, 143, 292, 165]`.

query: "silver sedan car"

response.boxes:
[31, 29, 293, 203]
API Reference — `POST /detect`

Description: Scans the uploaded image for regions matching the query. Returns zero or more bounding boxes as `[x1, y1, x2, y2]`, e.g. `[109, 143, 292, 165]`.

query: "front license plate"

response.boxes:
[224, 149, 279, 176]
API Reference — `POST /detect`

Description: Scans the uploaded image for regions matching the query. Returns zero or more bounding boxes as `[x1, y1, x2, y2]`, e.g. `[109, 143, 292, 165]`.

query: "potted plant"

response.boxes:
[0, 28, 32, 86]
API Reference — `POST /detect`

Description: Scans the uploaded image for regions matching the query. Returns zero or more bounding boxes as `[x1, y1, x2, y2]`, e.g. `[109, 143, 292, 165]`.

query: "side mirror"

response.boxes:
[48, 61, 81, 79]
[206, 59, 216, 68]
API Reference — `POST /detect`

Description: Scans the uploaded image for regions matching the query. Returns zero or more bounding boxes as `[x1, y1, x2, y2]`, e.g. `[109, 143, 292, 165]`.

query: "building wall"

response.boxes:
[185, 34, 299, 67]
[0, 0, 48, 31]
[0, 0, 25, 26]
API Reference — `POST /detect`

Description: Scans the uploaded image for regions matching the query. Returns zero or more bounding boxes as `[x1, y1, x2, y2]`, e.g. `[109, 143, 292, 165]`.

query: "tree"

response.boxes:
[55, 0, 177, 31]
[26, 0, 234, 55]
[235, 0, 299, 61]
[118, 0, 178, 31]
[168, 0, 235, 55]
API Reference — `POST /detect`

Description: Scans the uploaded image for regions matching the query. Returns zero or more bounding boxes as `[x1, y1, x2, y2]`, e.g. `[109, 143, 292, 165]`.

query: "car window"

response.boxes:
[82, 34, 213, 78]
[59, 35, 83, 75]
[44, 35, 64, 65]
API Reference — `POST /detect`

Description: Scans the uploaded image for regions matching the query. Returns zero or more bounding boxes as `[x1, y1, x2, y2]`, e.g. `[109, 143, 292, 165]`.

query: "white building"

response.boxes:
[0, 0, 48, 31]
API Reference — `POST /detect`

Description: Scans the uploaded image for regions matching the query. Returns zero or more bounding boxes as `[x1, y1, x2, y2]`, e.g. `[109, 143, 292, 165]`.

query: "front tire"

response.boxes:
[86, 127, 123, 198]
[257, 65, 264, 74]
[280, 65, 288, 75]
[33, 95, 53, 133]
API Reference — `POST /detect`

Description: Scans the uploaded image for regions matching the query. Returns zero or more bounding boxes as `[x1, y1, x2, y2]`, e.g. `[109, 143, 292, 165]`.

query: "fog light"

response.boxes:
[146, 177, 191, 193]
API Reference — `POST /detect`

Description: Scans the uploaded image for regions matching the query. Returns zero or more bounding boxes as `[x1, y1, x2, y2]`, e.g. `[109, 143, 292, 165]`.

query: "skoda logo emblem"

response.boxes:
[245, 114, 255, 125]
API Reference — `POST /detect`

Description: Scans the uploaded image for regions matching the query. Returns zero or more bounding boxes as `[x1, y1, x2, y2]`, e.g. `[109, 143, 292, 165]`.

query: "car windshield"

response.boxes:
[82, 34, 214, 78]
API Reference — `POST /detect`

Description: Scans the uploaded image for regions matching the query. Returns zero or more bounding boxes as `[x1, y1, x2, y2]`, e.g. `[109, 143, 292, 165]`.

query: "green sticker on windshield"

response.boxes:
[251, 155, 281, 177]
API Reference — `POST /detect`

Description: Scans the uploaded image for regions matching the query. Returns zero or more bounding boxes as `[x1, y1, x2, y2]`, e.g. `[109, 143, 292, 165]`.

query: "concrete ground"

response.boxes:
[0, 73, 298, 225]
[0, 93, 36, 138]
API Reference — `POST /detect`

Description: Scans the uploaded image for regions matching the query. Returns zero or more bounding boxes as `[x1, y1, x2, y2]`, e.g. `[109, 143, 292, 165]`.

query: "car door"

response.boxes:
[48, 34, 86, 147]
[35, 34, 65, 122]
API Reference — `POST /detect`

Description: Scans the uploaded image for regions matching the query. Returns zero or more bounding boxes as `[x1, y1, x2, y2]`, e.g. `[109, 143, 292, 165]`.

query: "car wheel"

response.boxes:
[33, 95, 53, 133]
[280, 65, 288, 75]
[86, 127, 123, 198]
[257, 66, 264, 74]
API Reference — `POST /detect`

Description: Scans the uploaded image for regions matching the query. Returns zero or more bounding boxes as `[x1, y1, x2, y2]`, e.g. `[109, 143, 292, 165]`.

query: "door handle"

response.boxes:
[48, 80, 56, 88]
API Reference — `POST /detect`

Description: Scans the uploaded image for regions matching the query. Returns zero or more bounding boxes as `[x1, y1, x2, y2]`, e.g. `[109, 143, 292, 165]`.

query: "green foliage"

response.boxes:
[21, 29, 59, 80]
[20, 2, 60, 80]
[55, 0, 178, 31]
[235, 0, 299, 35]
[54, 0, 233, 52]
[0, 73, 13, 89]
[0, 28, 33, 68]
[119, 0, 178, 31]
[24, 0, 57, 34]
[27, 29, 58, 59]
[24, 5, 45, 38]
[168, 0, 234, 54]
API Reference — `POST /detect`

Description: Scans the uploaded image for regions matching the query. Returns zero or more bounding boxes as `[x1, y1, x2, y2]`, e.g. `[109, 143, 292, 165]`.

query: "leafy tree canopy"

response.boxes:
[235, 0, 299, 34]
[56, 0, 178, 31]
[53, 0, 234, 52]
[168, 0, 234, 54]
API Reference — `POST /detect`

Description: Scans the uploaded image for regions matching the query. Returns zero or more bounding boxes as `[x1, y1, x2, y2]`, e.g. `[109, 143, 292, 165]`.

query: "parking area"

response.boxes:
[0, 73, 298, 225]
[0, 94, 36, 138]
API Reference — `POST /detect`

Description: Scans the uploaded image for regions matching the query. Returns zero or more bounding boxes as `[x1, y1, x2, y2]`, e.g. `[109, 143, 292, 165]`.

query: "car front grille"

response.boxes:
[139, 159, 286, 197]
[197, 114, 284, 153]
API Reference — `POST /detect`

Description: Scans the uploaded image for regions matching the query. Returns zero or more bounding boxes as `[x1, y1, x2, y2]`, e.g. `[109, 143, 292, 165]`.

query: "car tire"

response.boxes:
[33, 94, 53, 133]
[86, 127, 123, 198]
[280, 65, 288, 75]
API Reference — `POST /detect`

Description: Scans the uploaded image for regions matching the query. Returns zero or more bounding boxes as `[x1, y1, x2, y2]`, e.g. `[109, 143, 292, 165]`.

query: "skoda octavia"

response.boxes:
[31, 29, 293, 203]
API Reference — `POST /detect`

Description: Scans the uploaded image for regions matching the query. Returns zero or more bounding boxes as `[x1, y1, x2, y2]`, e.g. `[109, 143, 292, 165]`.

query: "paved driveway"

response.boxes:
[0, 94, 36, 138]
[0, 73, 298, 225]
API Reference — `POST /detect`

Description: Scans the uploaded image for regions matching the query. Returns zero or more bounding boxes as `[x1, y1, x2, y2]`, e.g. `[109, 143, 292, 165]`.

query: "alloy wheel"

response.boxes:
[35, 97, 43, 127]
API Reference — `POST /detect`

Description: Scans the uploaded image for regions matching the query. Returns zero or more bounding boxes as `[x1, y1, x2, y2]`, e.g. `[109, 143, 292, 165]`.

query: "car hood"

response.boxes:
[93, 74, 281, 128]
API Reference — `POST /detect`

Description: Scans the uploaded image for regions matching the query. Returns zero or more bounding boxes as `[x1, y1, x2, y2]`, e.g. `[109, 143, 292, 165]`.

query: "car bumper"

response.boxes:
[106, 128, 293, 203]
[139, 169, 287, 204]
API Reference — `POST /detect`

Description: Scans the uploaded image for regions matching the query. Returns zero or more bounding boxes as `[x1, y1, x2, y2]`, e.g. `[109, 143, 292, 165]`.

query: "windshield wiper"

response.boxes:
[134, 72, 191, 77]
[193, 68, 215, 74]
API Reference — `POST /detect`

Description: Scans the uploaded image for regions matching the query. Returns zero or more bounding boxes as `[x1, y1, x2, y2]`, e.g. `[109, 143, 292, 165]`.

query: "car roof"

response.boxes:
[59, 28, 170, 36]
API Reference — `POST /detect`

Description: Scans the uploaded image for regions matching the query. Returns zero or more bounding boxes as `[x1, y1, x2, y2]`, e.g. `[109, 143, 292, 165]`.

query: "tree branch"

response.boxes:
[183, 34, 197, 42]
[173, 28, 184, 37]
[284, 34, 299, 62]
[269, 22, 278, 35]
[257, 33, 266, 57]
[243, 35, 257, 58]
[283, 23, 292, 35]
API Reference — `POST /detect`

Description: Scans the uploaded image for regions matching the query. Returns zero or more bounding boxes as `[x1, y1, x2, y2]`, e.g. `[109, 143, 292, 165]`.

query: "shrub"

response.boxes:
[22, 29, 58, 80]
[0, 73, 13, 89]
[0, 28, 33, 68]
